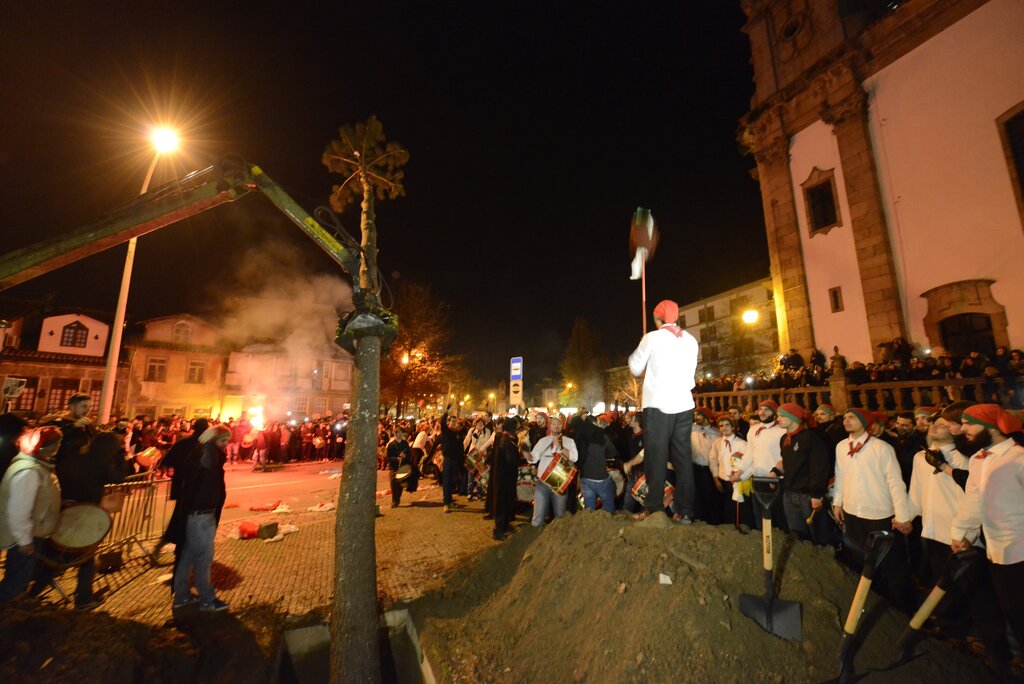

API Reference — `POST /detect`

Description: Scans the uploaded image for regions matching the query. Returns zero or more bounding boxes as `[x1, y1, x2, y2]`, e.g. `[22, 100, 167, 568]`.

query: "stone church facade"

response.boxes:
[740, 0, 1024, 362]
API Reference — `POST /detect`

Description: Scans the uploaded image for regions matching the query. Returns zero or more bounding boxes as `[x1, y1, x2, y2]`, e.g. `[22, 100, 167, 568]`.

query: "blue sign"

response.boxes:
[510, 356, 523, 381]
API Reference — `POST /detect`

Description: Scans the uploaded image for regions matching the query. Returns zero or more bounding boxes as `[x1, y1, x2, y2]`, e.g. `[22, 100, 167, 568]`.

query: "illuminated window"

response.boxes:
[60, 321, 89, 348]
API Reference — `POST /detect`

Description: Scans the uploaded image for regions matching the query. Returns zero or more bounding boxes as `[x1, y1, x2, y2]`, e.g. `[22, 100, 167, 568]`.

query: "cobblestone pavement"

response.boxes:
[42, 474, 499, 626]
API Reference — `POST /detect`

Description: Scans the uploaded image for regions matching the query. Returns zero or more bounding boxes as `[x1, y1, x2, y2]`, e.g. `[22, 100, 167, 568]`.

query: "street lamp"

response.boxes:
[741, 309, 759, 325]
[98, 126, 180, 423]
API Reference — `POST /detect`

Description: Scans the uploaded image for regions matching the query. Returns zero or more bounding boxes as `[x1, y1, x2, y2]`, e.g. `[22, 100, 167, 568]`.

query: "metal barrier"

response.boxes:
[99, 473, 172, 563]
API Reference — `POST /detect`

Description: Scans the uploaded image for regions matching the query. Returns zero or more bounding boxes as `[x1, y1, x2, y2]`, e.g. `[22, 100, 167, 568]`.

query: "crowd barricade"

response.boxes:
[99, 473, 172, 563]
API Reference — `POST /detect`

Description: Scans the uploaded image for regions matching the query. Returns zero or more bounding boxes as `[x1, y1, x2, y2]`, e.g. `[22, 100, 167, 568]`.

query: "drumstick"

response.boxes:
[806, 507, 819, 525]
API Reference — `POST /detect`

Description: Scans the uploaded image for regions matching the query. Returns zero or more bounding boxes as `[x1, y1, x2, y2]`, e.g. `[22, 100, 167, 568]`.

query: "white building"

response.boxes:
[742, 0, 1024, 362]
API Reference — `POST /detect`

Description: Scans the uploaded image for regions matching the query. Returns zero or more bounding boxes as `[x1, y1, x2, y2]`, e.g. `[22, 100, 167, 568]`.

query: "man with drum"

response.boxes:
[386, 427, 413, 508]
[0, 427, 62, 605]
[528, 415, 578, 526]
[627, 299, 699, 523]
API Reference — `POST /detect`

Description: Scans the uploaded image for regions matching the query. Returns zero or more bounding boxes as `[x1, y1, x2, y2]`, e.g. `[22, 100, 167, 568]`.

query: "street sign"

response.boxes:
[509, 356, 523, 407]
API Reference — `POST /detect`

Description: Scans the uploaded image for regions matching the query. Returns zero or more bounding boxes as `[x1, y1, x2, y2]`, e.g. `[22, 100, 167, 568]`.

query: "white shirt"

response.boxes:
[627, 326, 698, 414]
[747, 421, 785, 476]
[4, 468, 44, 548]
[463, 426, 492, 456]
[412, 431, 429, 450]
[709, 435, 751, 481]
[907, 443, 969, 543]
[529, 435, 579, 477]
[691, 424, 720, 467]
[951, 439, 1024, 565]
[833, 433, 911, 521]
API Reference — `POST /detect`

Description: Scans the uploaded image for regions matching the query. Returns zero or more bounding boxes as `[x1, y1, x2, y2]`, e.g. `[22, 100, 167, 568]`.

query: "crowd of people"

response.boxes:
[694, 343, 1024, 410]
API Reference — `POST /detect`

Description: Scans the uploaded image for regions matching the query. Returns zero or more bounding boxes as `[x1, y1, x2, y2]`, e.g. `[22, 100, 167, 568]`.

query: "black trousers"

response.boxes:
[843, 512, 913, 611]
[642, 408, 695, 517]
[693, 464, 719, 524]
[990, 560, 1024, 654]
[923, 539, 1010, 662]
[718, 478, 754, 528]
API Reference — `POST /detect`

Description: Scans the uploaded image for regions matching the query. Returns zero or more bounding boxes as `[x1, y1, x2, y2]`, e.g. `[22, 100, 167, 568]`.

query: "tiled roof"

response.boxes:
[126, 339, 230, 355]
[0, 347, 129, 367]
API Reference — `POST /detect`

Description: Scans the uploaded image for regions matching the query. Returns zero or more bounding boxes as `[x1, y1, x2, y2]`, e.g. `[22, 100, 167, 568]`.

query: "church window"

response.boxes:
[60, 321, 89, 348]
[998, 103, 1024, 231]
[828, 287, 844, 313]
[801, 167, 842, 236]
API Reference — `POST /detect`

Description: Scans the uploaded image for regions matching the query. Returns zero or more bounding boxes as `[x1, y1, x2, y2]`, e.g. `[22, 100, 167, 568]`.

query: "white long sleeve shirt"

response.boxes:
[833, 433, 912, 522]
[951, 439, 1024, 565]
[412, 431, 429, 450]
[709, 435, 751, 481]
[747, 421, 785, 476]
[690, 425, 720, 467]
[907, 444, 969, 544]
[627, 327, 698, 414]
[529, 435, 579, 476]
[5, 468, 44, 548]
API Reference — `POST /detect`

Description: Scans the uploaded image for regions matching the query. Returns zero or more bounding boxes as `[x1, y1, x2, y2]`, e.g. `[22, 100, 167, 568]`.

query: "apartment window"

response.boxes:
[186, 361, 206, 384]
[172, 322, 192, 344]
[145, 357, 167, 382]
[698, 306, 715, 324]
[333, 363, 351, 381]
[90, 385, 101, 410]
[60, 321, 89, 348]
[678, 313, 687, 327]
[292, 396, 309, 414]
[703, 347, 719, 362]
[11, 377, 38, 412]
[998, 102, 1024, 230]
[802, 167, 842, 235]
[829, 287, 845, 313]
[47, 378, 80, 412]
[702, 325, 718, 342]
[729, 295, 750, 313]
[311, 396, 328, 415]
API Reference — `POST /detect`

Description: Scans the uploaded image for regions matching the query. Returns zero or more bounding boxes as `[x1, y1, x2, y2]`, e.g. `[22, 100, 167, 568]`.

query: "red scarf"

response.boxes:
[783, 426, 803, 448]
[974, 449, 992, 460]
[755, 420, 777, 437]
[660, 323, 683, 338]
[847, 435, 870, 458]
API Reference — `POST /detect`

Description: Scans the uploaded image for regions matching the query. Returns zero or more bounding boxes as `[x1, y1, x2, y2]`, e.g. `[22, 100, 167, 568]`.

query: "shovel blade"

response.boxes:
[739, 593, 802, 641]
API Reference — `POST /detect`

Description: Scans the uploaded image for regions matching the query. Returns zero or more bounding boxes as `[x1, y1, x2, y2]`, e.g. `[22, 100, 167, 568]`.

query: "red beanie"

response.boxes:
[653, 300, 679, 324]
[845, 408, 874, 431]
[963, 404, 1023, 435]
[914, 406, 936, 417]
[695, 406, 714, 422]
[778, 403, 805, 424]
[758, 400, 779, 412]
[23, 426, 62, 456]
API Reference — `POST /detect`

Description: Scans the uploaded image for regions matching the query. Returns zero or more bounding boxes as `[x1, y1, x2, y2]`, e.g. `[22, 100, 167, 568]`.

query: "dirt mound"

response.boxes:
[412, 511, 999, 683]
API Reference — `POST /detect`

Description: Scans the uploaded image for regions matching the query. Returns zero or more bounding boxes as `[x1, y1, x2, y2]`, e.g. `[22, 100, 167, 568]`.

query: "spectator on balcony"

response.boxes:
[782, 348, 805, 371]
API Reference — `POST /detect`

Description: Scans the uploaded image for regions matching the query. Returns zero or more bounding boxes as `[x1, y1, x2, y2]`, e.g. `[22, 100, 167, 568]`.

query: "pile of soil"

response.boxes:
[412, 511, 999, 683]
[0, 602, 288, 683]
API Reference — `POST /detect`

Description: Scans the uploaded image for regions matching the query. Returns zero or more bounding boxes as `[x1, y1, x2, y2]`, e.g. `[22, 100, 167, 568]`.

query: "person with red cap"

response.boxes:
[0, 427, 63, 605]
[775, 403, 831, 545]
[951, 404, 1024, 650]
[833, 408, 915, 609]
[627, 299, 698, 523]
[746, 399, 786, 530]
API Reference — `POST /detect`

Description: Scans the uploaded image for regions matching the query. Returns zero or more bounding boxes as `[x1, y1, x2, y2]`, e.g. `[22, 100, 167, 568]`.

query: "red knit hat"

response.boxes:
[963, 404, 1023, 435]
[653, 300, 679, 324]
[845, 408, 874, 431]
[694, 406, 714, 423]
[778, 403, 805, 424]
[22, 426, 63, 456]
[758, 399, 779, 412]
[914, 406, 936, 417]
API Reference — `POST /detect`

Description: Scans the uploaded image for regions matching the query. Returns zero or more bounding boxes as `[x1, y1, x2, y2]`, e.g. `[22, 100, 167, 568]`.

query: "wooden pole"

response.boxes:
[641, 259, 648, 335]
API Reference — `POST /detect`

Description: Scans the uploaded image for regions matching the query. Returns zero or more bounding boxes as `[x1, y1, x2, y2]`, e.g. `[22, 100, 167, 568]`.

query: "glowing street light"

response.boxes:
[566, 382, 574, 390]
[98, 125, 180, 423]
[488, 392, 495, 400]
[401, 353, 409, 366]
[741, 309, 759, 325]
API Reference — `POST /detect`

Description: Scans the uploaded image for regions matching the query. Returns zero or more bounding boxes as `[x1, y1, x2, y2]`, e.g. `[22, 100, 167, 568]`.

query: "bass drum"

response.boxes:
[477, 467, 490, 495]
[39, 504, 112, 569]
[516, 465, 536, 503]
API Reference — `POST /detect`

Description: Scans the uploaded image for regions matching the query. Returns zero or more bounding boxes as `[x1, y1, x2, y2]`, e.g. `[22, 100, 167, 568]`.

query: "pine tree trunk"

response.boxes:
[329, 182, 382, 683]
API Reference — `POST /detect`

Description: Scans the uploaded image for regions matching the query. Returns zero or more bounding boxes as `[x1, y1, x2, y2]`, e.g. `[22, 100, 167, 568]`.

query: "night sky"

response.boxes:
[0, 1, 767, 383]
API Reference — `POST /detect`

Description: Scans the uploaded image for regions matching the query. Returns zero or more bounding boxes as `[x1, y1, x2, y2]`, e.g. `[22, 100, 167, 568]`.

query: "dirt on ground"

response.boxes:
[411, 510, 1002, 684]
[0, 601, 294, 683]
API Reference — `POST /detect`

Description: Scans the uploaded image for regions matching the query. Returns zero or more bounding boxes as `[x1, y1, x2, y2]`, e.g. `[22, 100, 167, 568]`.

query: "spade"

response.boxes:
[837, 529, 896, 683]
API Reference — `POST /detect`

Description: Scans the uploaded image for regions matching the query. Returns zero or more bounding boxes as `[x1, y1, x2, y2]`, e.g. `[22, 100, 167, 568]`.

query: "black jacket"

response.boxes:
[439, 411, 465, 461]
[386, 439, 411, 471]
[163, 434, 201, 501]
[778, 428, 829, 498]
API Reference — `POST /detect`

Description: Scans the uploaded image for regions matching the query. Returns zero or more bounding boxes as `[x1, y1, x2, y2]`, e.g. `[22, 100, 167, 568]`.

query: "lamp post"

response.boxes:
[97, 127, 179, 423]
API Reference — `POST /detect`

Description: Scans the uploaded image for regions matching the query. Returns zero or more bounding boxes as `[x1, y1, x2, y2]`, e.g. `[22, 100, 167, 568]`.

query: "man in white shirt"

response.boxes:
[833, 408, 914, 609]
[691, 407, 721, 523]
[951, 404, 1024, 652]
[746, 400, 786, 529]
[528, 416, 578, 527]
[627, 299, 698, 523]
[908, 414, 1010, 665]
[709, 415, 752, 527]
[0, 427, 63, 605]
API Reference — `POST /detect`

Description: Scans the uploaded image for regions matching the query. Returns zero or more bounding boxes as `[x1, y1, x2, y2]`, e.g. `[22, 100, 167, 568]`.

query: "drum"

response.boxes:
[630, 474, 674, 509]
[608, 469, 626, 498]
[395, 463, 413, 480]
[312, 436, 327, 449]
[539, 454, 577, 496]
[135, 446, 160, 470]
[516, 465, 536, 503]
[478, 466, 490, 495]
[465, 449, 480, 472]
[40, 504, 112, 569]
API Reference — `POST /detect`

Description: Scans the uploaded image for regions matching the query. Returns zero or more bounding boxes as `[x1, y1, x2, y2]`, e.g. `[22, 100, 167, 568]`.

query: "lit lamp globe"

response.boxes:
[741, 309, 759, 325]
[150, 127, 179, 154]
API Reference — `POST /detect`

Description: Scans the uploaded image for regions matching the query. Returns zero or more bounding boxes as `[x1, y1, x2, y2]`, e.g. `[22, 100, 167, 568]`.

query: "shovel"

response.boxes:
[893, 547, 981, 665]
[739, 476, 801, 641]
[837, 529, 896, 683]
